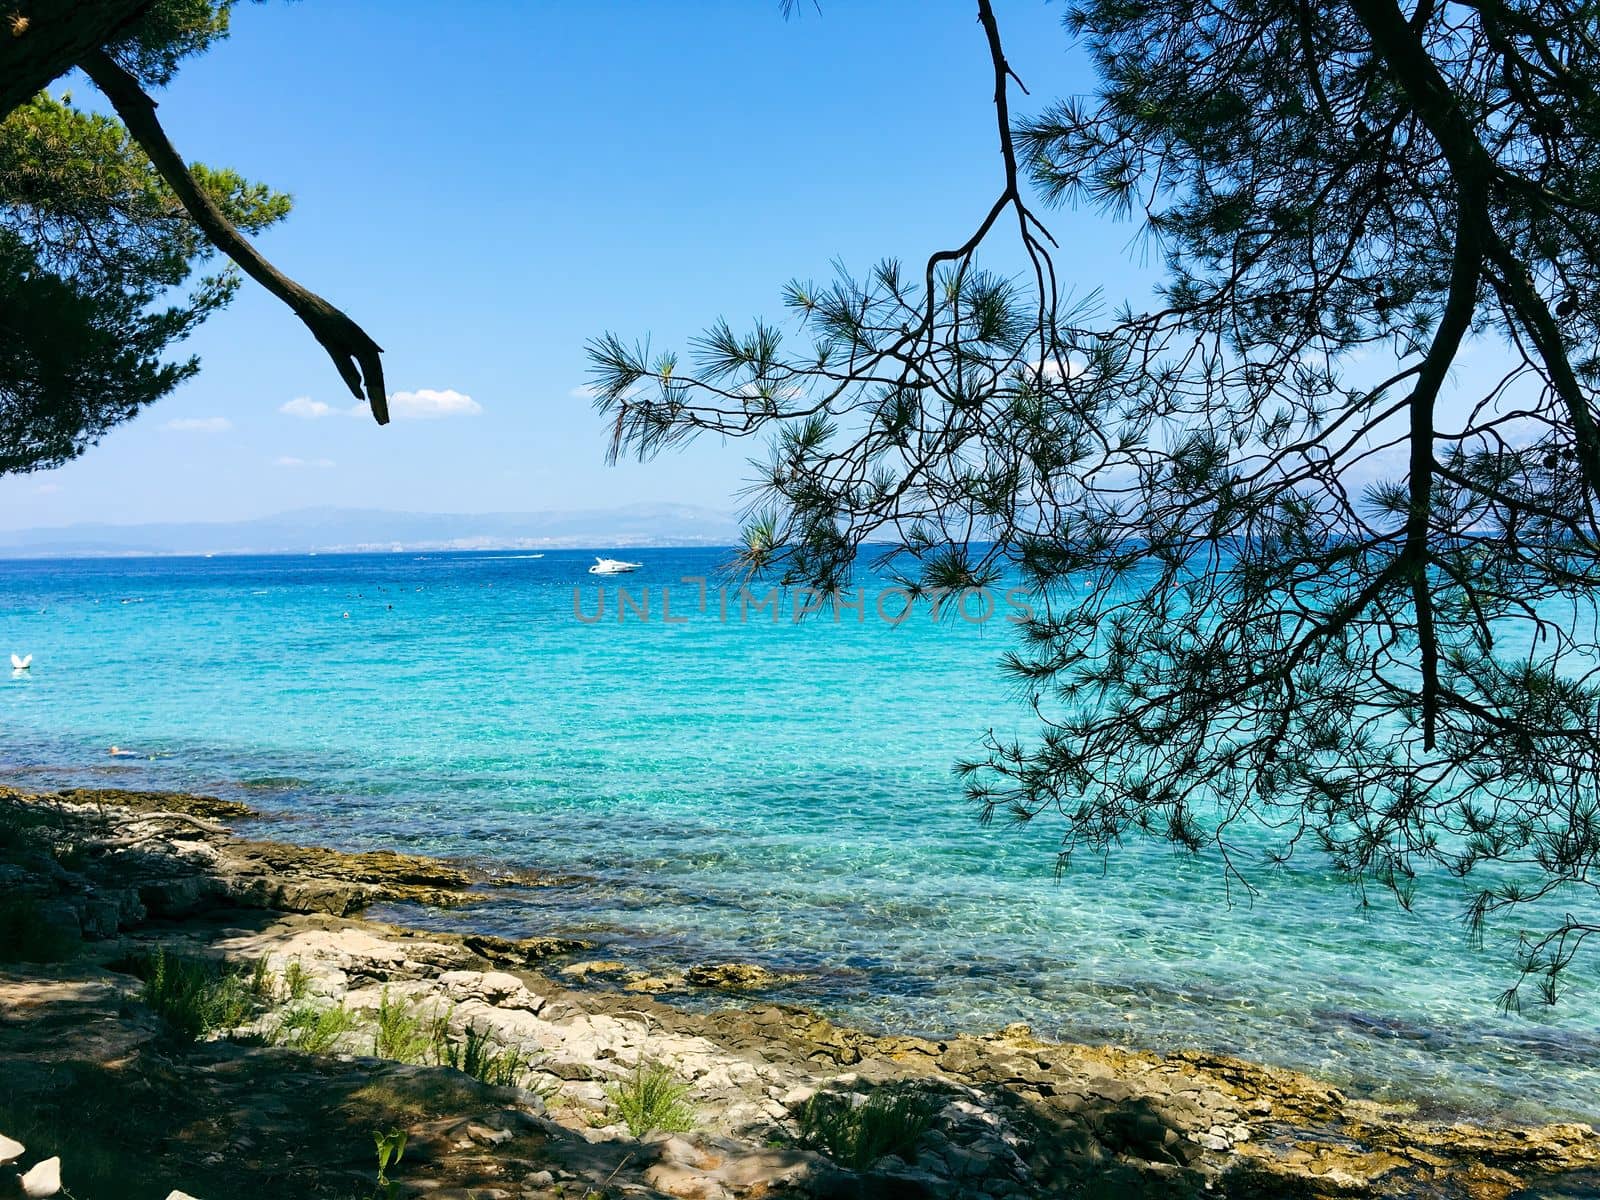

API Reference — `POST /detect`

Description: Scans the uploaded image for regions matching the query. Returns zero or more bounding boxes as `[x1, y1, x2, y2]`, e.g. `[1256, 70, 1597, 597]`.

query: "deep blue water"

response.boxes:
[1, 548, 1596, 1123]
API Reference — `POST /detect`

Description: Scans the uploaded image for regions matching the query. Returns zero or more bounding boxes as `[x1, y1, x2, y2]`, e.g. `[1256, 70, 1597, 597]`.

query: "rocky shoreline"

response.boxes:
[1, 785, 1597, 1199]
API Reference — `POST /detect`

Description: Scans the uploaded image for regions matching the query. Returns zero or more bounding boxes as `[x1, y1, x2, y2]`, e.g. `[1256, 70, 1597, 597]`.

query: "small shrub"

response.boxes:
[283, 959, 311, 1001]
[0, 898, 78, 964]
[272, 1001, 360, 1054]
[139, 947, 264, 1040]
[373, 988, 434, 1063]
[436, 1021, 532, 1088]
[797, 1087, 936, 1169]
[604, 1061, 696, 1137]
[422, 1003, 454, 1061]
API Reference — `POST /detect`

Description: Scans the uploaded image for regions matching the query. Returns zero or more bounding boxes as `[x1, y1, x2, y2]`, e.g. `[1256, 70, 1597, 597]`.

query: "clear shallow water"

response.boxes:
[1, 549, 1596, 1124]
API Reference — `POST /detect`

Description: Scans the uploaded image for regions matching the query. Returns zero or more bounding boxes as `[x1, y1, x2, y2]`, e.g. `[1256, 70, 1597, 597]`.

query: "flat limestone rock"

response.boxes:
[224, 841, 476, 908]
[3, 785, 1600, 1200]
[26, 786, 256, 820]
[683, 962, 805, 991]
[462, 932, 594, 966]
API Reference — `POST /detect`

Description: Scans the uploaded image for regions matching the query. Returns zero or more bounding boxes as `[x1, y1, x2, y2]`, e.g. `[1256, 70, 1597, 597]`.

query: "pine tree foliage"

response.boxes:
[590, 0, 1600, 1006]
[0, 0, 387, 473]
[0, 90, 289, 471]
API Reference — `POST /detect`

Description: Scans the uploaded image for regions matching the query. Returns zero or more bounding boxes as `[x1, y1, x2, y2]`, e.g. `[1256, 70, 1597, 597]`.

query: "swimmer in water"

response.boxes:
[108, 746, 137, 758]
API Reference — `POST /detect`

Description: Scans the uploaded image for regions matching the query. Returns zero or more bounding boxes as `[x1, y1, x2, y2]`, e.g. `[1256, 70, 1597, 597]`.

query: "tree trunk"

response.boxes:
[1, 0, 153, 117]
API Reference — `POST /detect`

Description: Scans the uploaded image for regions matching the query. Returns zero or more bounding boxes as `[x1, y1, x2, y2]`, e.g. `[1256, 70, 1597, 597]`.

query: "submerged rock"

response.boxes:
[683, 962, 806, 991]
[41, 787, 257, 820]
[623, 970, 685, 993]
[2, 785, 1599, 1200]
[462, 932, 594, 966]
[224, 841, 477, 908]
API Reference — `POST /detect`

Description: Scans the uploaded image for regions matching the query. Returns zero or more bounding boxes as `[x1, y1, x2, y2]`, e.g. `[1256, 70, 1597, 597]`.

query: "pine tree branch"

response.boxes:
[1348, 0, 1600, 499]
[78, 47, 389, 423]
[1404, 195, 1486, 749]
[919, 0, 1057, 350]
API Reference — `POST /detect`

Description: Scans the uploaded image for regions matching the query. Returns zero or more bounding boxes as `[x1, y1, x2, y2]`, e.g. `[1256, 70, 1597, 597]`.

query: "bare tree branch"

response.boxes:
[78, 47, 390, 422]
[1349, 0, 1600, 497]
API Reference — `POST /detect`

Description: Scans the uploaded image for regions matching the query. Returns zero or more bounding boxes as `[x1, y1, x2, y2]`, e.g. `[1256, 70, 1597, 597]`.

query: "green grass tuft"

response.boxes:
[372, 988, 436, 1063]
[282, 958, 311, 1001]
[797, 1087, 936, 1169]
[604, 1061, 696, 1137]
[270, 1001, 360, 1054]
[138, 947, 268, 1041]
[436, 1021, 532, 1088]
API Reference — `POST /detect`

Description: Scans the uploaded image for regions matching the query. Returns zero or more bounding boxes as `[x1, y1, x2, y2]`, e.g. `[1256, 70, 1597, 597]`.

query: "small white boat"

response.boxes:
[9, 653, 30, 670]
[588, 556, 643, 575]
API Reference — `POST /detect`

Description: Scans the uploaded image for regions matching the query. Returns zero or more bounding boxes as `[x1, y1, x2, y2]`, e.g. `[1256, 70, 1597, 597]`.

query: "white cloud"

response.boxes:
[386, 388, 482, 420]
[165, 416, 232, 433]
[280, 396, 335, 419]
[273, 456, 335, 469]
[35, 483, 61, 495]
[1027, 356, 1088, 380]
[286, 388, 483, 424]
[569, 385, 597, 399]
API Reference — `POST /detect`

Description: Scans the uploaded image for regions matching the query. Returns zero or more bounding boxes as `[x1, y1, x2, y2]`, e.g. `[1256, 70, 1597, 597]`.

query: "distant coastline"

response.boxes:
[0, 504, 742, 559]
[0, 541, 737, 561]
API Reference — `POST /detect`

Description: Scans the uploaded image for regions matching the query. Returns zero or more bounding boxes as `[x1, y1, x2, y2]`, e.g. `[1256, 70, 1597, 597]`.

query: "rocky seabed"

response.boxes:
[2, 787, 1598, 1200]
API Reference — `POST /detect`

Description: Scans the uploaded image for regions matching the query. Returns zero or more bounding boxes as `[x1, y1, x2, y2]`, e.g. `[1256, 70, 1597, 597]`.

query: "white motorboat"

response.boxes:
[588, 556, 643, 575]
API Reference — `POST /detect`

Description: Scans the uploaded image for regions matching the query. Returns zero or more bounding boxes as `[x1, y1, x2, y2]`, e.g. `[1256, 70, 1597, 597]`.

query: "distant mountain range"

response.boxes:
[0, 504, 742, 558]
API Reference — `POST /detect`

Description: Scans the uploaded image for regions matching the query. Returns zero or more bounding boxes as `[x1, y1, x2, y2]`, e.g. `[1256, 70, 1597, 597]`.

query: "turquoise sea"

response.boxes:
[2, 548, 1597, 1123]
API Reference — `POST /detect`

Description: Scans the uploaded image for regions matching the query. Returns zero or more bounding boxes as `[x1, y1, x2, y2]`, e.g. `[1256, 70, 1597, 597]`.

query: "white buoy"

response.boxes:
[18, 1155, 61, 1198]
[0, 1134, 23, 1164]
[9, 654, 30, 670]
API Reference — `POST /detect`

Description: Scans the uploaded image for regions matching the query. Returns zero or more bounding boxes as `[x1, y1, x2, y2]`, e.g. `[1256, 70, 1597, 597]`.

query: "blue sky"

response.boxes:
[1, 1, 1156, 530]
